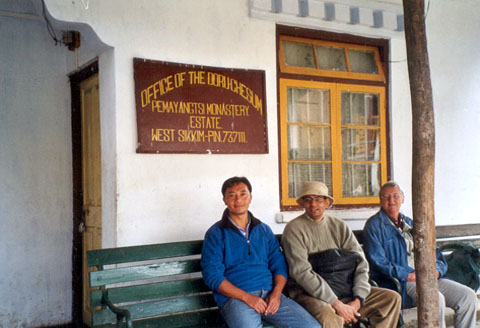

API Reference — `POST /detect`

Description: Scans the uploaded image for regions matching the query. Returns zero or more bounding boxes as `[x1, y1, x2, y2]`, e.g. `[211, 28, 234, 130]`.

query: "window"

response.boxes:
[278, 32, 388, 207]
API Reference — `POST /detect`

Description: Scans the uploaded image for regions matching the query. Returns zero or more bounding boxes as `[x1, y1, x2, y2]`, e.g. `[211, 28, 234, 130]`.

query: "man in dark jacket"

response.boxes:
[201, 176, 321, 328]
[363, 181, 478, 328]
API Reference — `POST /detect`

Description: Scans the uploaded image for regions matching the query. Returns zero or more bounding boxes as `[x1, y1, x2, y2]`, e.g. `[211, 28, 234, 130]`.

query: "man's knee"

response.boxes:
[459, 288, 478, 311]
[385, 288, 402, 303]
[295, 294, 343, 327]
[370, 286, 401, 308]
[312, 306, 343, 328]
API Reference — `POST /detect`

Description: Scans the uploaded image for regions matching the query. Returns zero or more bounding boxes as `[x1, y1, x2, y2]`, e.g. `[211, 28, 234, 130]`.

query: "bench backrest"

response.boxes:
[87, 240, 224, 327]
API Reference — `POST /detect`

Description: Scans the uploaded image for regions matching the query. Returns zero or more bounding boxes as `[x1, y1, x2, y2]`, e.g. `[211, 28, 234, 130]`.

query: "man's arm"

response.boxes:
[435, 249, 448, 277]
[338, 223, 371, 300]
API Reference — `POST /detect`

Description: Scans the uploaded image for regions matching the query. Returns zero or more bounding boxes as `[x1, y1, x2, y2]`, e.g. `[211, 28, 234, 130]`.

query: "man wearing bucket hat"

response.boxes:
[282, 181, 401, 327]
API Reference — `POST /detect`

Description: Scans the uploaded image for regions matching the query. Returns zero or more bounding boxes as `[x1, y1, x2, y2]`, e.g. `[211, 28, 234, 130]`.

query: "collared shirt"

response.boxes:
[387, 214, 415, 268]
[228, 216, 251, 239]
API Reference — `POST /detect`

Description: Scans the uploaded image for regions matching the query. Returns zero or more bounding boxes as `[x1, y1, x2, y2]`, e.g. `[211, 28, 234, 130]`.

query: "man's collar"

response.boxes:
[381, 209, 405, 230]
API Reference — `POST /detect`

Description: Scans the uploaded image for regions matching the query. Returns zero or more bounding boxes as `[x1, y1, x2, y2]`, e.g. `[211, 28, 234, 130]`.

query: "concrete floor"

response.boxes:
[402, 305, 480, 327]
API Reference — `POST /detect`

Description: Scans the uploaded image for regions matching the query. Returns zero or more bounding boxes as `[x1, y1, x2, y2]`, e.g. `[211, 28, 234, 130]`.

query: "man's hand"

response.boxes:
[407, 272, 416, 282]
[347, 298, 362, 312]
[243, 293, 268, 314]
[332, 299, 360, 324]
[218, 280, 268, 313]
[263, 274, 287, 315]
[264, 291, 282, 315]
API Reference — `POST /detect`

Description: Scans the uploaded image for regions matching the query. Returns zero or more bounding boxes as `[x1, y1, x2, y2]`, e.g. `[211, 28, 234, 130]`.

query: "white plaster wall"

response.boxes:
[427, 0, 480, 225]
[43, 0, 480, 250]
[0, 15, 72, 327]
[47, 0, 286, 245]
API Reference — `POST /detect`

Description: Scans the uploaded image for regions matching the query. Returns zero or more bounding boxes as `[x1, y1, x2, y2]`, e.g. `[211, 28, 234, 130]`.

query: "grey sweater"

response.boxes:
[282, 213, 371, 304]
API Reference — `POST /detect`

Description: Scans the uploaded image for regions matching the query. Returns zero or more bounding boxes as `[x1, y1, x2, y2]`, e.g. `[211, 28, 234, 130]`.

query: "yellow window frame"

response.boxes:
[279, 79, 388, 206]
[279, 35, 386, 83]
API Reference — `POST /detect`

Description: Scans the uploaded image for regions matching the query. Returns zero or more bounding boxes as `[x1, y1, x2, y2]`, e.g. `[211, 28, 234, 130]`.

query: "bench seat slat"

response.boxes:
[90, 278, 210, 307]
[106, 310, 226, 328]
[87, 240, 204, 267]
[90, 259, 202, 287]
[92, 294, 216, 326]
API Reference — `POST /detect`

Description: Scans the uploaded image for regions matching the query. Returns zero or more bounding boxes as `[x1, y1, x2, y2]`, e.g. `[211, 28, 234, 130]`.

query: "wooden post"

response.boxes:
[402, 0, 439, 327]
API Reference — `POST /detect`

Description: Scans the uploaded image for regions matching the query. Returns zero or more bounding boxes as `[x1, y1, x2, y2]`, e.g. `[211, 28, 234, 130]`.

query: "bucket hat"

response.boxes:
[297, 181, 334, 205]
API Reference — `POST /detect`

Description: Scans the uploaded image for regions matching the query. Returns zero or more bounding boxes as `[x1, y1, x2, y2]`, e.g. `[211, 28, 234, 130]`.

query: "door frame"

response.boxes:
[70, 61, 99, 327]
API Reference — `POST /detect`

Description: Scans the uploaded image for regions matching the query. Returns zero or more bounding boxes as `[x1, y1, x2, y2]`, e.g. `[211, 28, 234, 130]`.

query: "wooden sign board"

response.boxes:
[134, 58, 268, 154]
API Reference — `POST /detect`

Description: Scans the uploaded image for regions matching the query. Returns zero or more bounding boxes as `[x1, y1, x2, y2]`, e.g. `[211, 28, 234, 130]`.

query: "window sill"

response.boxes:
[275, 207, 380, 224]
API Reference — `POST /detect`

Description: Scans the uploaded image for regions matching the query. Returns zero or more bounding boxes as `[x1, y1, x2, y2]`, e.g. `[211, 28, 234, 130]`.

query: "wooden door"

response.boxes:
[80, 75, 102, 326]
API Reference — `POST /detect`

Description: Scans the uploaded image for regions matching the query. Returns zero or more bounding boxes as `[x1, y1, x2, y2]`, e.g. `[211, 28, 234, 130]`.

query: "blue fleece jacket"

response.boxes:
[363, 210, 447, 308]
[201, 209, 288, 306]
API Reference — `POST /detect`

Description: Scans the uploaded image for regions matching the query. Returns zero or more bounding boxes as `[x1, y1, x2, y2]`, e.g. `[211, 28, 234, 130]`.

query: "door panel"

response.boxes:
[80, 75, 102, 326]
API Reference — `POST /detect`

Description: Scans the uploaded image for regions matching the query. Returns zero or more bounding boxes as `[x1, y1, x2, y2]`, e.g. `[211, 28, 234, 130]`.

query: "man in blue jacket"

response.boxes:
[363, 181, 477, 328]
[201, 176, 321, 328]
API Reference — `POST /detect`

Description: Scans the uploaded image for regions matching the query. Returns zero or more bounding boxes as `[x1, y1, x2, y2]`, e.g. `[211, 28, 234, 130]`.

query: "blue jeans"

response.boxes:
[220, 289, 322, 328]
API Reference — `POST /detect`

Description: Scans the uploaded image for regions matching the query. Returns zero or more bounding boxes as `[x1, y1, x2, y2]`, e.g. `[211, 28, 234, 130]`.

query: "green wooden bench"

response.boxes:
[86, 224, 480, 328]
[87, 239, 276, 328]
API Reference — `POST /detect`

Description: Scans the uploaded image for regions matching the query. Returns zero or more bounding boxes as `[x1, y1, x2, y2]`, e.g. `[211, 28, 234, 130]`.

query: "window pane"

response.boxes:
[341, 128, 380, 161]
[341, 92, 379, 126]
[316, 45, 347, 71]
[288, 125, 331, 160]
[348, 49, 378, 74]
[288, 163, 332, 198]
[287, 87, 330, 124]
[283, 41, 316, 68]
[342, 163, 381, 197]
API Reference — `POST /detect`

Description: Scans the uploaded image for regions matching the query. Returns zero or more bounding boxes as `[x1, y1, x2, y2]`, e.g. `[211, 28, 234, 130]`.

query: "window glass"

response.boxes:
[341, 92, 379, 126]
[289, 163, 332, 198]
[316, 45, 347, 71]
[283, 41, 316, 68]
[288, 125, 331, 161]
[348, 49, 378, 74]
[341, 128, 380, 161]
[287, 87, 330, 123]
[342, 163, 381, 197]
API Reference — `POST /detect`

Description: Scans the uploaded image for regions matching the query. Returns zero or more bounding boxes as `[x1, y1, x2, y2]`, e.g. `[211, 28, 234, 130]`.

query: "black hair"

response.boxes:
[221, 176, 252, 196]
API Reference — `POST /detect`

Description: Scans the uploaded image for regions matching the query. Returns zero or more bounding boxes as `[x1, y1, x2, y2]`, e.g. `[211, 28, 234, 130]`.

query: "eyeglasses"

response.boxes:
[302, 196, 327, 204]
[380, 193, 403, 200]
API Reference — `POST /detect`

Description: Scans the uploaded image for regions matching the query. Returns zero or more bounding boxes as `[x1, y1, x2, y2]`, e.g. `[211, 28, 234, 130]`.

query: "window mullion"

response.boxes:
[330, 84, 342, 201]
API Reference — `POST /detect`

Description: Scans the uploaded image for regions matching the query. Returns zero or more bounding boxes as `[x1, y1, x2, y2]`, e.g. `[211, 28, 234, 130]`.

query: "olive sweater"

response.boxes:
[281, 213, 371, 304]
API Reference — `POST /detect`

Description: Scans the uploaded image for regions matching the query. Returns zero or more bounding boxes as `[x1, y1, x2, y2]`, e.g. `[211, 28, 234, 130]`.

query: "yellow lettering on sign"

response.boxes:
[189, 116, 222, 129]
[151, 128, 175, 142]
[221, 131, 247, 143]
[177, 129, 205, 142]
[188, 71, 206, 85]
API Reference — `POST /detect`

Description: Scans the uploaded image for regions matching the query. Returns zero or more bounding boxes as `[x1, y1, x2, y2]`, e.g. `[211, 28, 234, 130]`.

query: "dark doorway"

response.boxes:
[69, 61, 99, 327]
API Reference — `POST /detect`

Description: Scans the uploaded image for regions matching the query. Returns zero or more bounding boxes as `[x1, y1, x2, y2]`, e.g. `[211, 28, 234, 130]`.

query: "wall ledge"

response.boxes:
[249, 0, 404, 39]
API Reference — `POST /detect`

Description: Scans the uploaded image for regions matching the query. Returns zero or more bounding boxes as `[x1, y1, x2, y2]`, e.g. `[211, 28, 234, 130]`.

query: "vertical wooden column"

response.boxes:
[402, 0, 439, 327]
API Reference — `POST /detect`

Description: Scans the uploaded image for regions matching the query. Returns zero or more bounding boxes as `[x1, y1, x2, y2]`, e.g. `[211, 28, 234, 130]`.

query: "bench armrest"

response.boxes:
[102, 290, 132, 328]
[370, 276, 402, 293]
